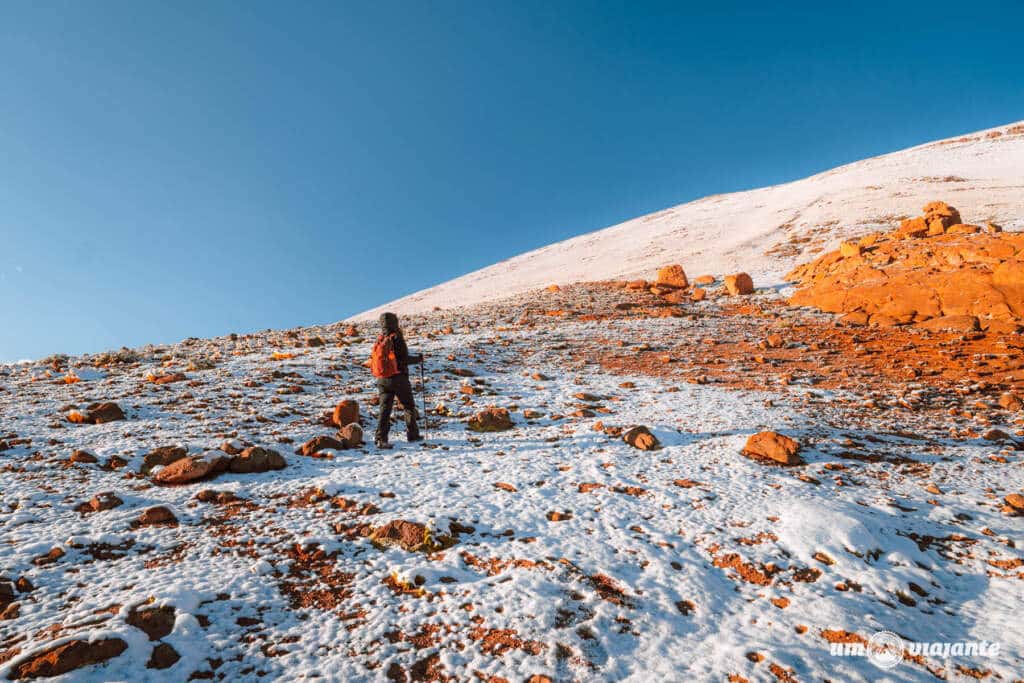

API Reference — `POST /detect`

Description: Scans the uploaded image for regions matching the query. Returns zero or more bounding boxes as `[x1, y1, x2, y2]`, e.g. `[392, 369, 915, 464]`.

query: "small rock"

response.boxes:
[467, 407, 514, 432]
[71, 402, 125, 425]
[368, 520, 456, 552]
[622, 425, 660, 451]
[999, 393, 1023, 412]
[297, 435, 347, 456]
[33, 547, 65, 566]
[1004, 493, 1024, 513]
[983, 428, 1013, 443]
[141, 446, 188, 475]
[136, 506, 177, 526]
[153, 453, 226, 485]
[724, 273, 754, 295]
[80, 491, 123, 514]
[229, 446, 286, 473]
[146, 643, 180, 670]
[69, 450, 98, 464]
[127, 604, 176, 640]
[338, 423, 364, 448]
[332, 400, 360, 428]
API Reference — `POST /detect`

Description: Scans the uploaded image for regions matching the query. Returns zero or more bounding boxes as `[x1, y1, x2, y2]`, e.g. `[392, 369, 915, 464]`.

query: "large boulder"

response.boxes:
[229, 446, 285, 473]
[656, 264, 689, 289]
[742, 431, 803, 465]
[9, 638, 128, 679]
[467, 407, 514, 432]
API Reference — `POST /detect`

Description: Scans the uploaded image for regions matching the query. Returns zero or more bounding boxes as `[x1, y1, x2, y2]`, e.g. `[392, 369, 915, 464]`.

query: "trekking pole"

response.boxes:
[419, 355, 428, 440]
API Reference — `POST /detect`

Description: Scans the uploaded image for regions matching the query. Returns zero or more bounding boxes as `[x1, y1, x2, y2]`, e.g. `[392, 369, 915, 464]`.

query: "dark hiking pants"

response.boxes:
[376, 374, 420, 443]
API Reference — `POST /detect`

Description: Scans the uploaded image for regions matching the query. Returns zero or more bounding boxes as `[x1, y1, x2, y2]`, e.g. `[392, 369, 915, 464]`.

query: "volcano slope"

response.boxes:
[2, 209, 1023, 682]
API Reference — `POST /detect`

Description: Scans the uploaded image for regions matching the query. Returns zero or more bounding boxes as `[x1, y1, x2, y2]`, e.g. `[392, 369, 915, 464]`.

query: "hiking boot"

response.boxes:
[375, 439, 393, 450]
[407, 434, 424, 443]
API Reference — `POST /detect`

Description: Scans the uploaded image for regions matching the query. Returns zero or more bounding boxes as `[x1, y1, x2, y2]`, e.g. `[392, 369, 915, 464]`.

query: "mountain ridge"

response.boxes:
[355, 119, 1024, 320]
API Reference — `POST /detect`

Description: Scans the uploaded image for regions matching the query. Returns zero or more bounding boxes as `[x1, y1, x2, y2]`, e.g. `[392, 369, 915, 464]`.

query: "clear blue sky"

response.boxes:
[2, 1, 1022, 361]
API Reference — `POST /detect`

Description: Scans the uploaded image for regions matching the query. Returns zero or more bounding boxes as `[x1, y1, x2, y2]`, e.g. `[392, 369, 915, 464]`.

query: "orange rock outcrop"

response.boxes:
[787, 202, 1022, 332]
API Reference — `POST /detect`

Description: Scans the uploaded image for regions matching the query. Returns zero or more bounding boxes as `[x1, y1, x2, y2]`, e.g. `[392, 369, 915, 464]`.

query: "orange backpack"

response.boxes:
[370, 333, 400, 378]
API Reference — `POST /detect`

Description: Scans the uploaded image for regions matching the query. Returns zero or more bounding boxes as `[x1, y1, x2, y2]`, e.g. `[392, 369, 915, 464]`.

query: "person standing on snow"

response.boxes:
[370, 312, 422, 449]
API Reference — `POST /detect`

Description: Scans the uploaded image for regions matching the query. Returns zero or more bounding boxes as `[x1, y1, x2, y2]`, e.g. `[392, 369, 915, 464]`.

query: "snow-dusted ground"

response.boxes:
[2, 303, 1022, 681]
[356, 121, 1024, 320]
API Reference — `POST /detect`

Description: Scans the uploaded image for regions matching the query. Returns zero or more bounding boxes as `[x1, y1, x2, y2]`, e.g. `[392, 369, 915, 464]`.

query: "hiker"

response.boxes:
[371, 312, 423, 449]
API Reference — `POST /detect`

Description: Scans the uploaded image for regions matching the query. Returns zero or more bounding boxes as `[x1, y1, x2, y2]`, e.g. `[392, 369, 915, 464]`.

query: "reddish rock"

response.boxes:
[546, 510, 573, 522]
[494, 482, 518, 492]
[467, 407, 514, 432]
[999, 393, 1023, 412]
[338, 423, 364, 448]
[153, 453, 226, 485]
[332, 400, 360, 428]
[622, 425, 660, 451]
[839, 241, 861, 258]
[136, 506, 177, 526]
[195, 489, 242, 504]
[68, 402, 125, 425]
[368, 520, 456, 552]
[897, 216, 929, 238]
[229, 446, 285, 473]
[297, 435, 347, 456]
[127, 604, 176, 640]
[146, 643, 180, 670]
[923, 201, 962, 233]
[88, 402, 125, 424]
[1, 602, 19, 620]
[9, 638, 127, 679]
[691, 287, 707, 302]
[787, 205, 1024, 327]
[32, 547, 65, 566]
[693, 274, 715, 286]
[917, 315, 979, 332]
[0, 582, 13, 608]
[742, 431, 803, 465]
[1004, 493, 1024, 513]
[69, 450, 97, 464]
[152, 372, 187, 385]
[79, 491, 123, 514]
[141, 446, 188, 475]
[725, 273, 754, 295]
[656, 264, 689, 289]
[219, 440, 246, 456]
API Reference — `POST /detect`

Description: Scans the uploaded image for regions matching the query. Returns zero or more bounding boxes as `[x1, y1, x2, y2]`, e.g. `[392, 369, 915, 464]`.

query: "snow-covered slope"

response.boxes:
[357, 121, 1024, 319]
